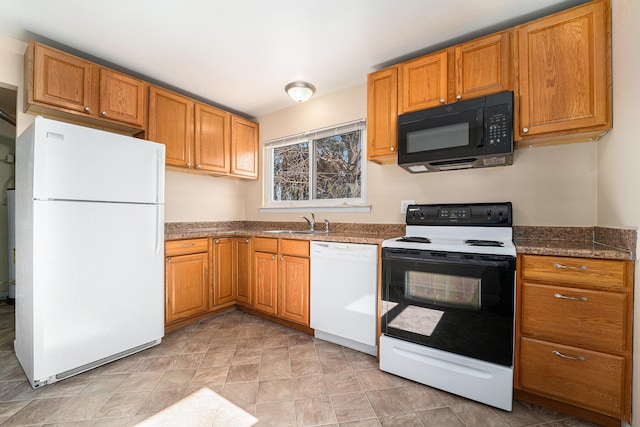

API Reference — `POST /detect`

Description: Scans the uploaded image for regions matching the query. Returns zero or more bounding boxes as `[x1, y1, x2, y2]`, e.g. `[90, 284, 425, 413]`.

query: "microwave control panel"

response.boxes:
[485, 103, 513, 154]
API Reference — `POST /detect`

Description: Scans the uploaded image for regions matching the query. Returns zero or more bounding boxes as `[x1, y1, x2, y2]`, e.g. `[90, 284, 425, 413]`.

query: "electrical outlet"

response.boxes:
[400, 200, 415, 214]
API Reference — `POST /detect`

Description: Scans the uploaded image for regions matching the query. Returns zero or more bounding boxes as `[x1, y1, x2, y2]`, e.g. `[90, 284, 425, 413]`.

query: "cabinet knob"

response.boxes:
[522, 127, 529, 133]
[196, 164, 201, 169]
[456, 94, 462, 100]
[167, 258, 172, 264]
[390, 146, 395, 152]
[84, 106, 90, 113]
[280, 257, 285, 261]
[245, 239, 250, 243]
[214, 239, 219, 244]
[186, 162, 192, 167]
[100, 111, 107, 116]
[271, 255, 276, 260]
[440, 98, 445, 103]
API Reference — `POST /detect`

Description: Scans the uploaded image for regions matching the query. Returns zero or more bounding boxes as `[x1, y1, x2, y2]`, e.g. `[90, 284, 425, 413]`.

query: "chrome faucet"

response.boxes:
[324, 219, 330, 233]
[301, 213, 315, 230]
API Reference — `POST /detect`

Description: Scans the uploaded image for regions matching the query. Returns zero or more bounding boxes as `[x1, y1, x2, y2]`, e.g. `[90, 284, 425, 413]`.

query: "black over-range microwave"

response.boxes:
[397, 91, 514, 173]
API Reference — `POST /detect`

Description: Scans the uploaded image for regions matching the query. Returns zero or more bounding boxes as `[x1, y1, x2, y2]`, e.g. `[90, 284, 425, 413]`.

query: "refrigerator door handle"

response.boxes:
[156, 149, 165, 204]
[155, 204, 164, 257]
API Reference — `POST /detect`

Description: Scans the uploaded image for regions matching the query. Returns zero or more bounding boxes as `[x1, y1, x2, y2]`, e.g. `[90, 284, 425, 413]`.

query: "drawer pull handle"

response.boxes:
[181, 243, 196, 247]
[552, 350, 586, 362]
[553, 293, 588, 302]
[553, 263, 587, 271]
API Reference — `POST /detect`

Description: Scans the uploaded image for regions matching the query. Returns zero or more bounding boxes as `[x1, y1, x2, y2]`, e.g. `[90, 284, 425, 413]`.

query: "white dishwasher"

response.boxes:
[310, 241, 378, 355]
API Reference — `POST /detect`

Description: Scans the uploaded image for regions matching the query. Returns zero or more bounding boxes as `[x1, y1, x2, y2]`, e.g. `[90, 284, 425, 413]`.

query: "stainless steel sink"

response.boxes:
[263, 229, 327, 235]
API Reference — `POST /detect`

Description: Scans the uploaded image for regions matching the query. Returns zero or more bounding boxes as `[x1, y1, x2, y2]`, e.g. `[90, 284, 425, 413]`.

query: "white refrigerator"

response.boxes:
[15, 117, 166, 388]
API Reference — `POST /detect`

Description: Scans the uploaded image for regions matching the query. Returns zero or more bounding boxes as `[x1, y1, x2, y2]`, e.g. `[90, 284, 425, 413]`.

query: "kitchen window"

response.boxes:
[263, 120, 368, 211]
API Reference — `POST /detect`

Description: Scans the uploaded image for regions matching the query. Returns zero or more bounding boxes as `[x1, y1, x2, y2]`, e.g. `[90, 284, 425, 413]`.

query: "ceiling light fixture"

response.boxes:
[285, 81, 316, 103]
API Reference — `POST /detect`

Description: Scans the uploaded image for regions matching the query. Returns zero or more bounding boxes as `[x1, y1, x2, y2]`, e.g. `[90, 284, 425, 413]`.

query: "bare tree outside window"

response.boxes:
[267, 121, 365, 206]
[273, 142, 309, 201]
[314, 131, 361, 199]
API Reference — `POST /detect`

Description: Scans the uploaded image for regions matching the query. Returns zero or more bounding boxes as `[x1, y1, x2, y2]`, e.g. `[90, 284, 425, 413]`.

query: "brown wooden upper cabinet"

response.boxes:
[367, 67, 399, 164]
[148, 85, 258, 179]
[196, 103, 231, 174]
[516, 0, 611, 143]
[27, 41, 146, 130]
[98, 68, 146, 128]
[148, 86, 195, 168]
[231, 115, 259, 179]
[400, 30, 511, 114]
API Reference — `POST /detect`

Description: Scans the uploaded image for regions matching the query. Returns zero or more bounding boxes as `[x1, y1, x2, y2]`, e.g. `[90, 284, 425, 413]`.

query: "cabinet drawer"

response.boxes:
[521, 255, 627, 289]
[521, 282, 627, 353]
[280, 239, 309, 257]
[165, 238, 209, 256]
[254, 237, 278, 253]
[519, 337, 627, 419]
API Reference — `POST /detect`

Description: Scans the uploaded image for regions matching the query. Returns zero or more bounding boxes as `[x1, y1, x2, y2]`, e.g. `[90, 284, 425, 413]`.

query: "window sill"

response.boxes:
[259, 205, 371, 214]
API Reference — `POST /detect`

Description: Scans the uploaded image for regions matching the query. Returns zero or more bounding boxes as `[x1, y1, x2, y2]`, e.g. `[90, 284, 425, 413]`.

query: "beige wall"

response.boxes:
[597, 1, 640, 425]
[248, 86, 598, 226]
[165, 171, 245, 222]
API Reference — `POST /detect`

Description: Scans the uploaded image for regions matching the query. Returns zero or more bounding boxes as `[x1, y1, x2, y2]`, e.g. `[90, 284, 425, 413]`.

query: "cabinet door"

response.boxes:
[31, 42, 93, 114]
[400, 51, 448, 113]
[230, 115, 259, 179]
[521, 282, 627, 353]
[148, 86, 195, 168]
[165, 253, 209, 324]
[212, 238, 235, 306]
[367, 67, 398, 163]
[99, 68, 146, 128]
[517, 0, 610, 138]
[235, 238, 252, 304]
[455, 31, 511, 102]
[519, 337, 627, 419]
[253, 251, 278, 314]
[195, 103, 230, 173]
[278, 255, 310, 326]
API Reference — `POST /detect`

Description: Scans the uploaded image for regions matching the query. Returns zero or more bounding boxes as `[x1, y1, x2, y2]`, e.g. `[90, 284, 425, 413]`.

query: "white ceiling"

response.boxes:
[0, 0, 587, 121]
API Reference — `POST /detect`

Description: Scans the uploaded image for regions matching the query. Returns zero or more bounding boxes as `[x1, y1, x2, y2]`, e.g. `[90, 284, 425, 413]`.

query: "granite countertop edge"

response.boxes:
[164, 229, 394, 245]
[165, 223, 637, 261]
[514, 239, 633, 260]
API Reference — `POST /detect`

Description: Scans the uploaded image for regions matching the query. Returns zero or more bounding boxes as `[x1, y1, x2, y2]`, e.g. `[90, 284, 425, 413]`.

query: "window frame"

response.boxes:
[263, 119, 368, 210]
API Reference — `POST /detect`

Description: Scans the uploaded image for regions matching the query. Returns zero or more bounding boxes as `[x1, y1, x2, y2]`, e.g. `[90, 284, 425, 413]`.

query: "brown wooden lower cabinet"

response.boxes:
[252, 237, 310, 327]
[164, 239, 210, 325]
[235, 238, 252, 305]
[515, 254, 633, 425]
[166, 236, 311, 331]
[253, 250, 278, 314]
[278, 254, 310, 325]
[212, 238, 234, 307]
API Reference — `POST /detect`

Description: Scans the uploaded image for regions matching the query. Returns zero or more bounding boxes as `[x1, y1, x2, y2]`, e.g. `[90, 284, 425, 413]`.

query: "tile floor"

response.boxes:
[0, 302, 599, 426]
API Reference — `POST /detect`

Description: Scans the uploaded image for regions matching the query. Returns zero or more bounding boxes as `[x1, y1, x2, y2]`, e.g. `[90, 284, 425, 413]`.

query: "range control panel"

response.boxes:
[406, 202, 512, 226]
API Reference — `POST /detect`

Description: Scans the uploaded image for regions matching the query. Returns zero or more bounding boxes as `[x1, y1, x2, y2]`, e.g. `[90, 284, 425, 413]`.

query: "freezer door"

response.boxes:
[30, 117, 165, 204]
[30, 200, 164, 382]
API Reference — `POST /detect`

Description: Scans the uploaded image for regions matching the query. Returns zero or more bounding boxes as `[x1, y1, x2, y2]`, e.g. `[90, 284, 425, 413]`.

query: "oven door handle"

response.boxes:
[383, 251, 513, 268]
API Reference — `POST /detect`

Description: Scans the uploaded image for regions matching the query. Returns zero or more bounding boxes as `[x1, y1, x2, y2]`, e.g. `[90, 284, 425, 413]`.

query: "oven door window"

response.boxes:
[406, 271, 481, 310]
[381, 249, 515, 367]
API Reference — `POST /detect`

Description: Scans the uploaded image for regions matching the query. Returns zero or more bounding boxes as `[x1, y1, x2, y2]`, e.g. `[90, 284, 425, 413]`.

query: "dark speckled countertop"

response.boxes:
[166, 222, 636, 260]
[165, 221, 404, 245]
[514, 226, 636, 260]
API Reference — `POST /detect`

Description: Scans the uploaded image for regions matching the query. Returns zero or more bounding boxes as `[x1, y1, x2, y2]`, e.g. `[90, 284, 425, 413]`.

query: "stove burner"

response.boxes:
[398, 236, 432, 244]
[465, 239, 504, 247]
